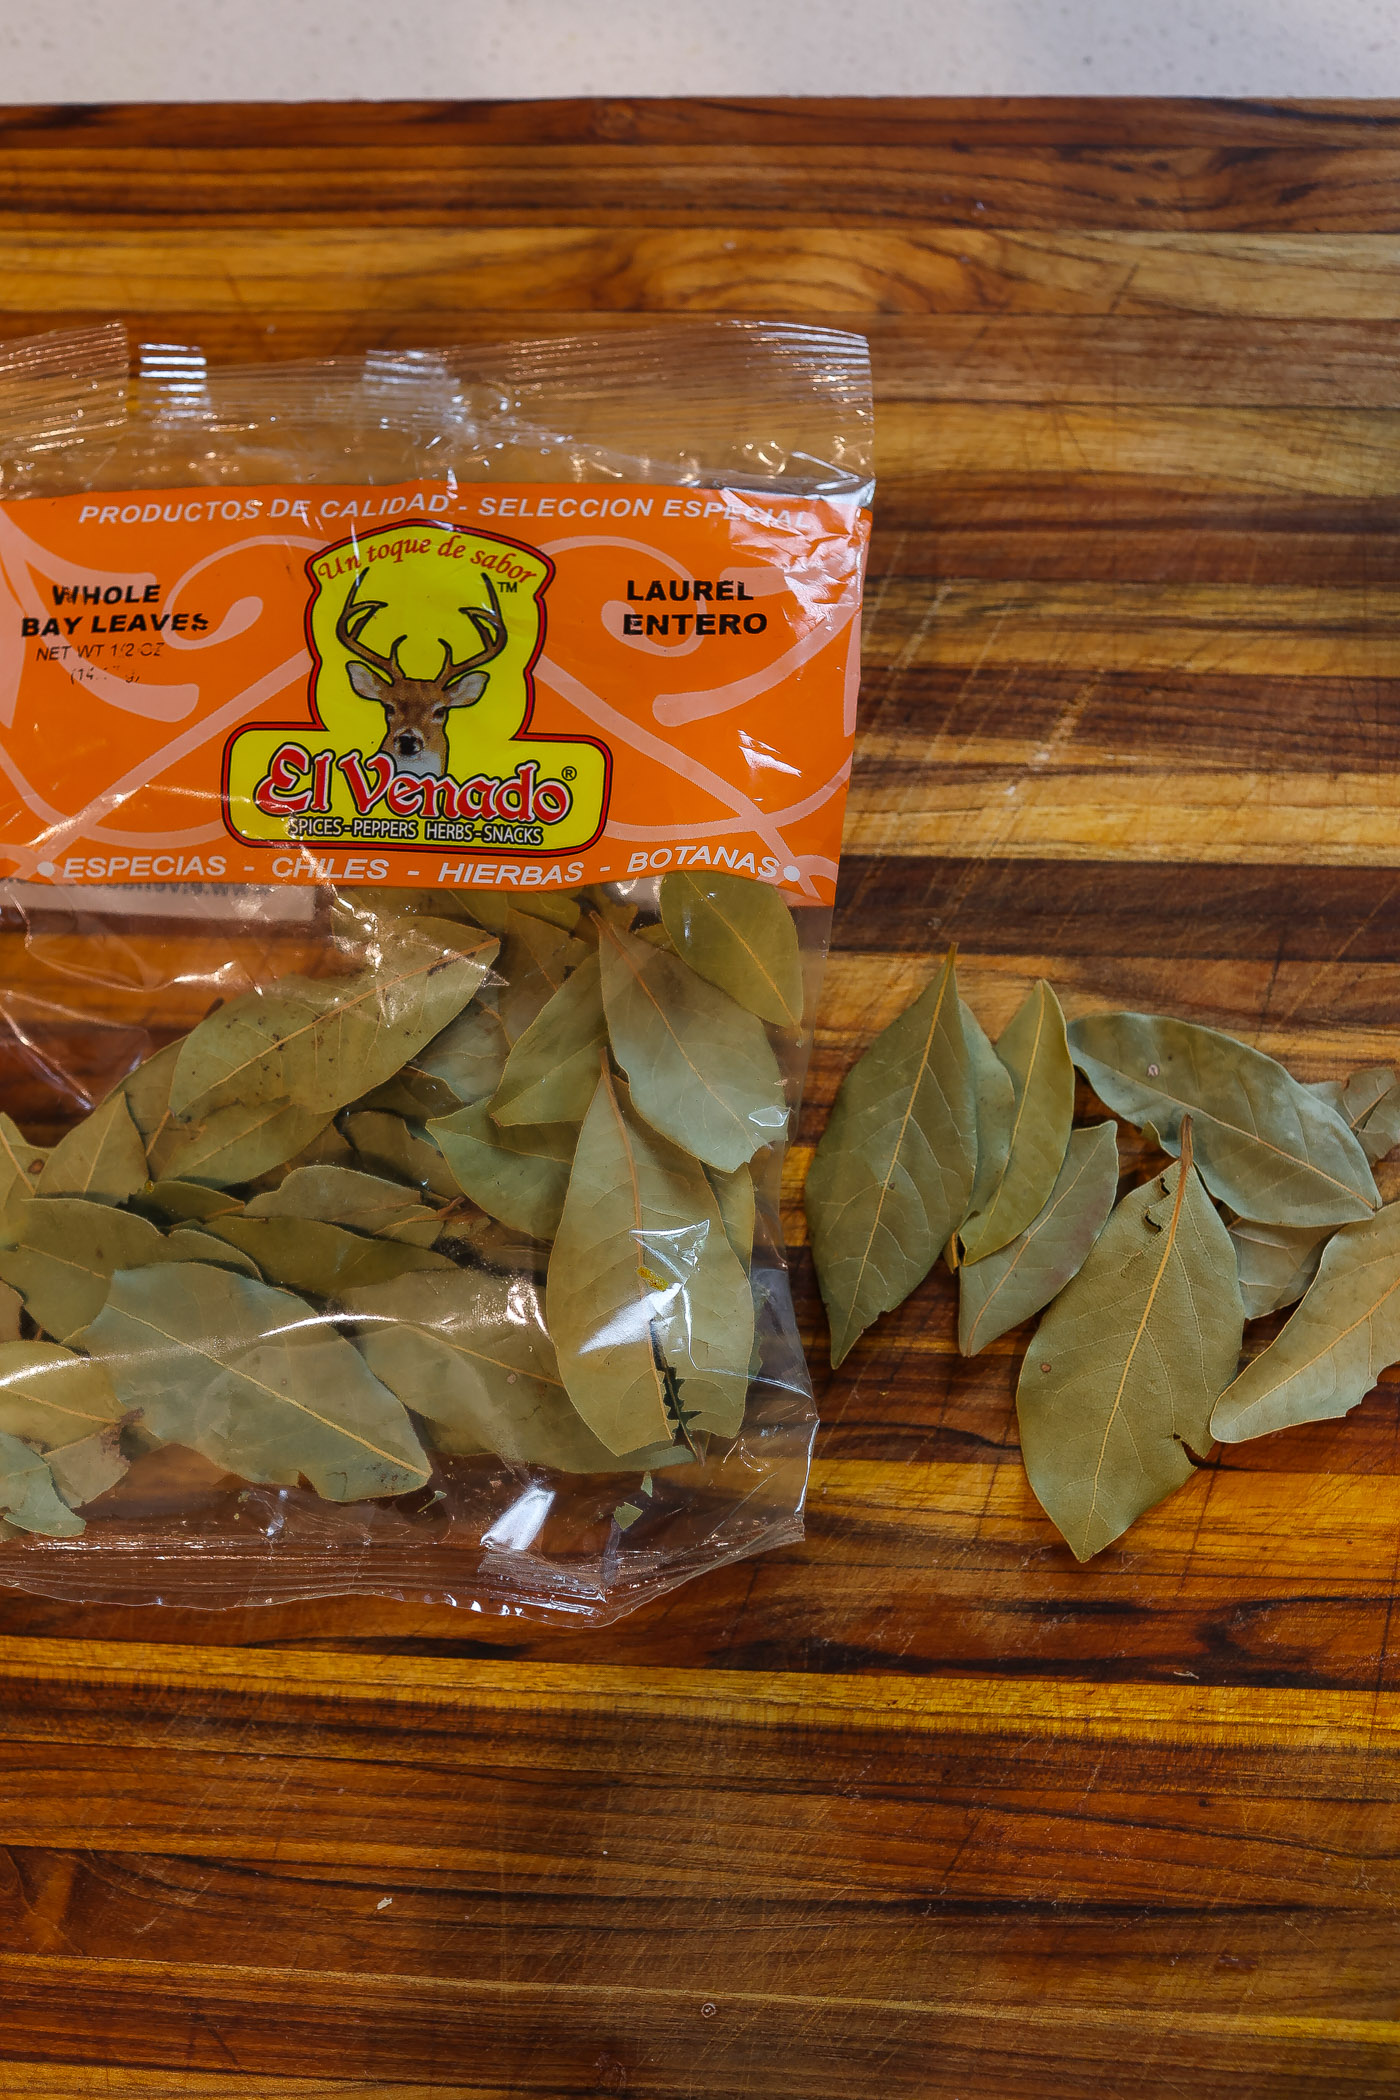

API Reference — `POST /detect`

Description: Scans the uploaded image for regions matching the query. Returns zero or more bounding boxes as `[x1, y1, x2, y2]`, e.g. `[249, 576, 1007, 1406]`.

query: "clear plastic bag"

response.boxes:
[0, 321, 872, 1619]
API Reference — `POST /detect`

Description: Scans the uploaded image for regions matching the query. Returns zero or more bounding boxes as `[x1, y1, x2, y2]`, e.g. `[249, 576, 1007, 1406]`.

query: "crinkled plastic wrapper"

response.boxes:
[0, 320, 872, 1619]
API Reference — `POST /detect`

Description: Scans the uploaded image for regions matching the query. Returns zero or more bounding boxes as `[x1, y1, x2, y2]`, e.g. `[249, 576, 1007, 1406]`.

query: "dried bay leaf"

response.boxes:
[169, 918, 497, 1120]
[0, 1114, 47, 1235]
[411, 999, 509, 1108]
[1017, 1126, 1245, 1561]
[1213, 1201, 1400, 1442]
[111, 1040, 181, 1156]
[959, 1122, 1119, 1356]
[705, 1160, 756, 1270]
[1068, 1011, 1377, 1227]
[1228, 1218, 1331, 1320]
[246, 1164, 441, 1244]
[77, 1263, 431, 1501]
[0, 1340, 124, 1448]
[0, 1197, 172, 1341]
[351, 1067, 464, 1121]
[547, 1067, 753, 1454]
[960, 1002, 1015, 1237]
[44, 1428, 127, 1510]
[490, 952, 606, 1129]
[200, 1215, 453, 1298]
[0, 1282, 21, 1344]
[597, 918, 787, 1173]
[428, 1102, 573, 1240]
[162, 1227, 264, 1278]
[805, 949, 977, 1366]
[342, 1110, 458, 1200]
[959, 981, 1074, 1263]
[35, 1092, 149, 1206]
[498, 909, 586, 1044]
[345, 1269, 684, 1473]
[140, 1180, 244, 1223]
[1309, 1067, 1396, 1128]
[658, 869, 803, 1028]
[0, 1428, 84, 1537]
[152, 1096, 333, 1189]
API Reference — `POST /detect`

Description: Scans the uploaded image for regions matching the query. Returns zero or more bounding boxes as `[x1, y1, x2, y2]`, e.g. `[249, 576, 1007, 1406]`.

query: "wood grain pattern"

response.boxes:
[2, 92, 1399, 2097]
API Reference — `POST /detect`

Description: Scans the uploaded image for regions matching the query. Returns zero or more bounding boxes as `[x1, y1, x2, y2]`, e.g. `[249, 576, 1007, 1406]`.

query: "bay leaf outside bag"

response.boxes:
[0, 319, 872, 1619]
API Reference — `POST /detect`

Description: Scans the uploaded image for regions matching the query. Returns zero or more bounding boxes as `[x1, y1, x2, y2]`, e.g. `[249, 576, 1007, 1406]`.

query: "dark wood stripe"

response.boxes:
[835, 855, 1400, 962]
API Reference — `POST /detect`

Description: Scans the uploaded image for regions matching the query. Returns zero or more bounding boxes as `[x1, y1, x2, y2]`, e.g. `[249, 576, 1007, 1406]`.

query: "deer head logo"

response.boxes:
[336, 564, 507, 779]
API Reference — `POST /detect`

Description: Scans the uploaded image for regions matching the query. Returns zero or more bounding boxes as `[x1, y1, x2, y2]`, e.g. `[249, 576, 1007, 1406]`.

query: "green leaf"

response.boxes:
[428, 1102, 573, 1240]
[35, 1093, 149, 1206]
[960, 1002, 1015, 1237]
[1017, 1127, 1245, 1561]
[705, 1161, 756, 1270]
[958, 981, 1075, 1263]
[199, 1215, 454, 1298]
[162, 1227, 264, 1278]
[959, 1121, 1119, 1356]
[341, 1111, 458, 1200]
[1068, 1011, 1377, 1227]
[1213, 1201, 1400, 1442]
[151, 1096, 334, 1189]
[344, 1269, 684, 1472]
[658, 870, 804, 1028]
[0, 1429, 84, 1537]
[78, 1262, 431, 1501]
[804, 950, 977, 1366]
[111, 1040, 181, 1156]
[498, 909, 587, 1044]
[351, 1068, 464, 1121]
[140, 1180, 244, 1223]
[44, 1428, 127, 1510]
[597, 917, 787, 1173]
[0, 1340, 124, 1448]
[0, 1197, 172, 1342]
[546, 1068, 753, 1455]
[1228, 1218, 1332, 1320]
[410, 999, 509, 1109]
[0, 1114, 47, 1235]
[490, 952, 606, 1129]
[245, 1165, 441, 1245]
[1305, 1069, 1400, 1166]
[168, 917, 497, 1120]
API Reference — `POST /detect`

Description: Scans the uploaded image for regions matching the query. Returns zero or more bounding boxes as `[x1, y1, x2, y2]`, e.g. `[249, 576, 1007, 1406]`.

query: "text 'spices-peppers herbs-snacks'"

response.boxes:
[0, 322, 873, 1617]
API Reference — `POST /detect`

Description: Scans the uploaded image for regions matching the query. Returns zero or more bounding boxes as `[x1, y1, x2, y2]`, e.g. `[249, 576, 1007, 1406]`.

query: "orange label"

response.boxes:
[0, 480, 868, 903]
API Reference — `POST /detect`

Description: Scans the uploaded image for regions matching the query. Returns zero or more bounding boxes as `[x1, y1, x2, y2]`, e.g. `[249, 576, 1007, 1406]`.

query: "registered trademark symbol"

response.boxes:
[562, 766, 577, 780]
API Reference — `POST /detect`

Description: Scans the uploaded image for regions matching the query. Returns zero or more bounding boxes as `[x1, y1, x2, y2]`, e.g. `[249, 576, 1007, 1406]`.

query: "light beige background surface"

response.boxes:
[0, 0, 1396, 100]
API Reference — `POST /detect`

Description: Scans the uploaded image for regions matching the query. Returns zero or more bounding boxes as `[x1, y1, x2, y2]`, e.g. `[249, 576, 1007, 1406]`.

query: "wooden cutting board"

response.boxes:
[1, 94, 1399, 2099]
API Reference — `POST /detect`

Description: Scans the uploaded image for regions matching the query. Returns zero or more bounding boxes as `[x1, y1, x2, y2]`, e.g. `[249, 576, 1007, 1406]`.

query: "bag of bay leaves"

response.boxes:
[0, 320, 872, 1616]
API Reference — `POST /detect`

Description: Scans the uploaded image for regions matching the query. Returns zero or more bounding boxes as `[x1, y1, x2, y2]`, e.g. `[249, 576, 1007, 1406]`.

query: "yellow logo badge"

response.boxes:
[224, 518, 609, 854]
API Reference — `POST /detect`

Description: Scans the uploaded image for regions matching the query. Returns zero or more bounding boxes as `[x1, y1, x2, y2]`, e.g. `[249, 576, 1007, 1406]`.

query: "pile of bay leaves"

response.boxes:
[806, 950, 1400, 1560]
[0, 873, 807, 1552]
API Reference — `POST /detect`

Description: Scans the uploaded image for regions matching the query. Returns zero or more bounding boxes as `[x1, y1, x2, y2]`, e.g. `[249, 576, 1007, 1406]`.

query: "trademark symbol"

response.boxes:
[563, 766, 577, 780]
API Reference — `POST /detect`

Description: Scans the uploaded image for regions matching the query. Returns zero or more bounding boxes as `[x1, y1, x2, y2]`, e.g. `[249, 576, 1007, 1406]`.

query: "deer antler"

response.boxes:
[336, 565, 405, 680]
[437, 571, 507, 689]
